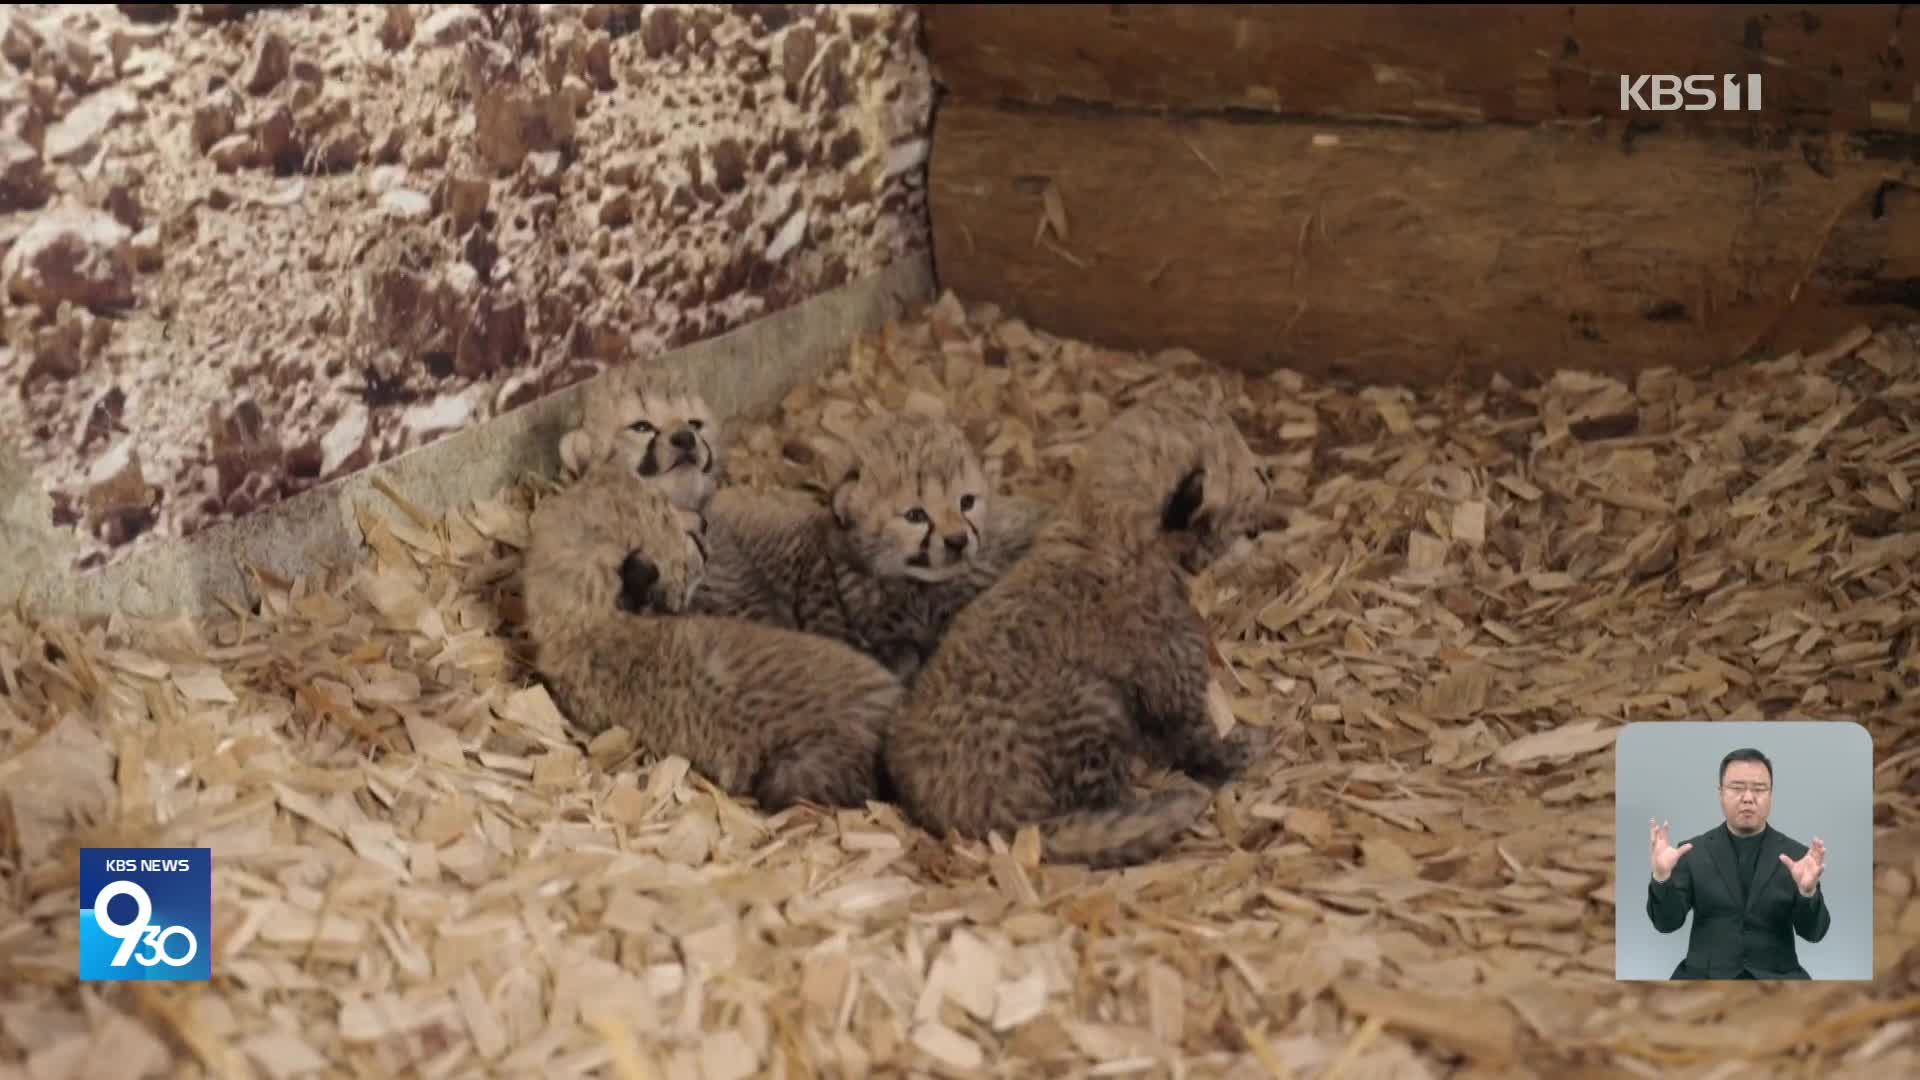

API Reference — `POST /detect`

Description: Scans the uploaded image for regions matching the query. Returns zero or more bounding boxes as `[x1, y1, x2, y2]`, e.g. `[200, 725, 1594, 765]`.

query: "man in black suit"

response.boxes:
[1645, 747, 1832, 979]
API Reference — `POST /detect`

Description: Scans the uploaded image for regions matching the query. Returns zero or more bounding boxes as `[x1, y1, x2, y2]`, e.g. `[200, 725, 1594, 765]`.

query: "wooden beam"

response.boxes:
[927, 101, 1920, 384]
[924, 5, 1918, 136]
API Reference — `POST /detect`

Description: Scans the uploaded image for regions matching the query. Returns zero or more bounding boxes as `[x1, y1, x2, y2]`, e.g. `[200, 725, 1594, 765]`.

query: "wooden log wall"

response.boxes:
[923, 5, 1920, 384]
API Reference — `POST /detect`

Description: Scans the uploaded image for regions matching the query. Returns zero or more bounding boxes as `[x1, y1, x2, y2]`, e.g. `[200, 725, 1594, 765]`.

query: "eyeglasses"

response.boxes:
[1722, 784, 1770, 797]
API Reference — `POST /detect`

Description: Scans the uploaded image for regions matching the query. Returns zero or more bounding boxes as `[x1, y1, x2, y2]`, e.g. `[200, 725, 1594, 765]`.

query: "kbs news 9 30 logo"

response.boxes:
[79, 847, 211, 982]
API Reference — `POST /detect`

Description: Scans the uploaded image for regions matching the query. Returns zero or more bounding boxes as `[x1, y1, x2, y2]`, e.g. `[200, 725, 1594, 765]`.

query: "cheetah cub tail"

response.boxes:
[1033, 784, 1215, 870]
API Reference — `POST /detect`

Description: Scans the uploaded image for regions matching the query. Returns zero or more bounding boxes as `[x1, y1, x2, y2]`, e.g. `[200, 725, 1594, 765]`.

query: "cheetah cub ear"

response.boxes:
[830, 465, 861, 530]
[1161, 467, 1208, 533]
[558, 429, 601, 481]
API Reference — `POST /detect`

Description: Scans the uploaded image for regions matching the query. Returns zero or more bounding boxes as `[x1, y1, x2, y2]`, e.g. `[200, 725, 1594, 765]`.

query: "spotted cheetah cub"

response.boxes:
[559, 364, 722, 513]
[554, 363, 1051, 678]
[882, 392, 1284, 868]
[694, 411, 1051, 681]
[520, 461, 901, 812]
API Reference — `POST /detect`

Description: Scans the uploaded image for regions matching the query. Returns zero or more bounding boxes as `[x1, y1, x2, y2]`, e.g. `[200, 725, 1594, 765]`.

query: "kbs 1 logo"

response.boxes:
[79, 847, 211, 981]
[1619, 74, 1763, 112]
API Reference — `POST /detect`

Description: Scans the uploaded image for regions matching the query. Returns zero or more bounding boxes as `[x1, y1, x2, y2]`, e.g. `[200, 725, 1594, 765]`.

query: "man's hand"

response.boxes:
[1781, 837, 1826, 897]
[1650, 819, 1692, 882]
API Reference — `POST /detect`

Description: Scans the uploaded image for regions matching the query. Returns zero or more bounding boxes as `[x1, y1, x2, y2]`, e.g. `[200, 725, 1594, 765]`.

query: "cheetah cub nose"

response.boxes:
[619, 552, 660, 612]
[670, 428, 697, 451]
[944, 532, 969, 555]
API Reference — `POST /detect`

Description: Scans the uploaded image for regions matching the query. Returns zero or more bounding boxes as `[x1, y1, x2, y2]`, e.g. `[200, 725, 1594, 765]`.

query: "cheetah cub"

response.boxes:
[882, 392, 1285, 869]
[695, 411, 1052, 681]
[520, 461, 902, 812]
[554, 364, 1052, 679]
[559, 364, 723, 513]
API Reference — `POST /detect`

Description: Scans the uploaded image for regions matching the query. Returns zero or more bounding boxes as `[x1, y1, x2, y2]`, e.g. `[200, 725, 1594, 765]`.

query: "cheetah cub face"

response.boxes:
[559, 366, 723, 513]
[525, 463, 711, 623]
[830, 415, 990, 584]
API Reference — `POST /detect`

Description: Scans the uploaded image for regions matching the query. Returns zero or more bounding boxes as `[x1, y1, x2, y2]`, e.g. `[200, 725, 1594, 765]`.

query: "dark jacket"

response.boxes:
[1645, 821, 1832, 979]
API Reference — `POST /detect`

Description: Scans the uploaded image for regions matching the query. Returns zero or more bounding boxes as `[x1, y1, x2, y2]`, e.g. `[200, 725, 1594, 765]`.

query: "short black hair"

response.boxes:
[1719, 747, 1773, 785]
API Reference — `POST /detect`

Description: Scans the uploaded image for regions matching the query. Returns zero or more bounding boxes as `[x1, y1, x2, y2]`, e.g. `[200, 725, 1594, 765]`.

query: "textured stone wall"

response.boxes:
[0, 3, 933, 572]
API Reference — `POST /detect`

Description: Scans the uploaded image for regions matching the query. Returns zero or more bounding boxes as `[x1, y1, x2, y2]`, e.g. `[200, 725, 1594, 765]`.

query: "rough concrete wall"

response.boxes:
[0, 3, 933, 574]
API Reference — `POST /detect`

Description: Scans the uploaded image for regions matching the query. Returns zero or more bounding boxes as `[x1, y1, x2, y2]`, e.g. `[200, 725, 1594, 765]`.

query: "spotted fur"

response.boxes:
[520, 463, 901, 812]
[881, 391, 1286, 868]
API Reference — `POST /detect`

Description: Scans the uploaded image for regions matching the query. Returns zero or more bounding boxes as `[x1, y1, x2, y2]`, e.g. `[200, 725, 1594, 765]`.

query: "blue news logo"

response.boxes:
[79, 847, 211, 982]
